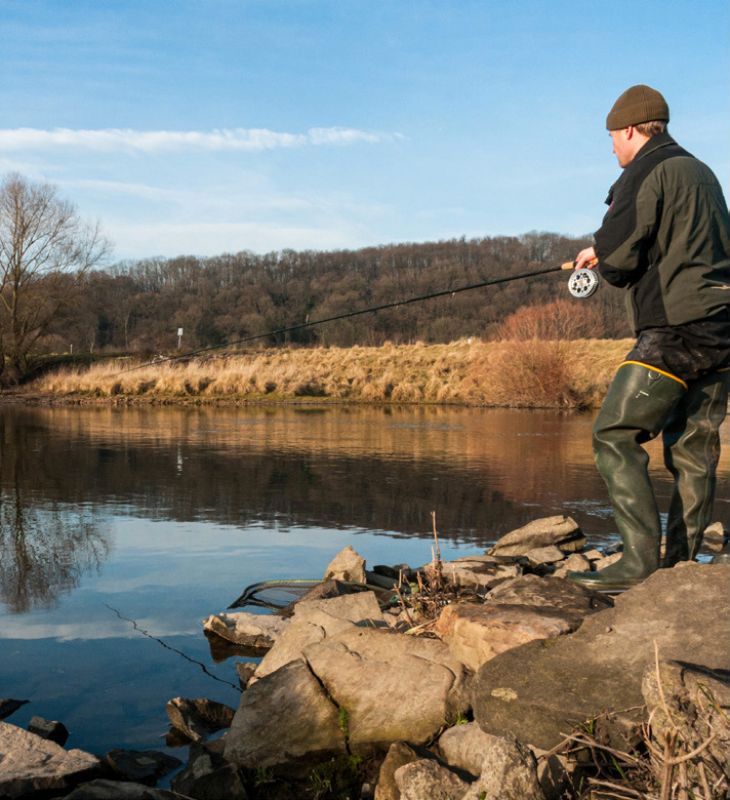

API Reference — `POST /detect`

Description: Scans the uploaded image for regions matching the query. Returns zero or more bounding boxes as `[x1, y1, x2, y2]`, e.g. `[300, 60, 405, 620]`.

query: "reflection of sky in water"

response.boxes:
[0, 515, 469, 753]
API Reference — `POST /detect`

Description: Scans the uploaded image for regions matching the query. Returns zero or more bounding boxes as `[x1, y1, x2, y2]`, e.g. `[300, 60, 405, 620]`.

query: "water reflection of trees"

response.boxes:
[0, 414, 111, 613]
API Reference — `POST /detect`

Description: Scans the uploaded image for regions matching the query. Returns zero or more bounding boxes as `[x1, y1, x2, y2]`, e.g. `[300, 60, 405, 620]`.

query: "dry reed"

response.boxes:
[30, 339, 632, 409]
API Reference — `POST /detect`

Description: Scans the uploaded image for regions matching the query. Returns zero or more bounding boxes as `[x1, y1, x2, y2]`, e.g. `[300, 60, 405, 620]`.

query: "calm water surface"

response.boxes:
[0, 403, 728, 755]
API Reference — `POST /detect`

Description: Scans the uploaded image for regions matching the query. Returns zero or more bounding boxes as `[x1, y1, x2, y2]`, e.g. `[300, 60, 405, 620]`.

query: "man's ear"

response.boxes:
[624, 125, 635, 140]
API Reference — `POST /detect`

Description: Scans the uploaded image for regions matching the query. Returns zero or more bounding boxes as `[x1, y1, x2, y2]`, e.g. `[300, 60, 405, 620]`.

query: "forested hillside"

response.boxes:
[47, 231, 631, 356]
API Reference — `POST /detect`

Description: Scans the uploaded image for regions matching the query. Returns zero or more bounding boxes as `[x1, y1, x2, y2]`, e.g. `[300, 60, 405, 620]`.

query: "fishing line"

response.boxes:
[118, 262, 574, 375]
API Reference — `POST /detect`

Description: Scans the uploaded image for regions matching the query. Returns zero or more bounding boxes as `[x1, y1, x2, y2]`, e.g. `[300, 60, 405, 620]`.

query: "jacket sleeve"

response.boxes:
[594, 171, 662, 288]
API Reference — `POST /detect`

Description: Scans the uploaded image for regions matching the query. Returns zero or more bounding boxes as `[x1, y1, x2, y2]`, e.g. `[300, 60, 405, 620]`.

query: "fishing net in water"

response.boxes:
[228, 579, 322, 610]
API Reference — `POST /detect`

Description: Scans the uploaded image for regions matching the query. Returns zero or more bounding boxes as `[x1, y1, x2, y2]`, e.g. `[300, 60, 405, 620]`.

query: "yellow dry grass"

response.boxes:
[32, 338, 633, 409]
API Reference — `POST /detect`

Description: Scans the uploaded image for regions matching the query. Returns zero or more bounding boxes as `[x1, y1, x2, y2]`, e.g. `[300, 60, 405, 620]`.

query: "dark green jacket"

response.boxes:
[594, 132, 730, 332]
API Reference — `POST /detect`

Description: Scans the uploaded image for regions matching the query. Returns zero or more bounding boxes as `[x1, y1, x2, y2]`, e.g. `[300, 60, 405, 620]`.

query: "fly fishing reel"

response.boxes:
[567, 268, 600, 299]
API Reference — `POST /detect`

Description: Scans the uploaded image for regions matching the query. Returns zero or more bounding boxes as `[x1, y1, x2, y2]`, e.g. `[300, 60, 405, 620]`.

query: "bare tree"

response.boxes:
[0, 173, 110, 381]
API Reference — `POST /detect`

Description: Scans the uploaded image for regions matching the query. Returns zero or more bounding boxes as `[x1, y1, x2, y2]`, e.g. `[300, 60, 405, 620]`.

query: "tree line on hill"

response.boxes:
[0, 172, 631, 383]
[48, 233, 630, 357]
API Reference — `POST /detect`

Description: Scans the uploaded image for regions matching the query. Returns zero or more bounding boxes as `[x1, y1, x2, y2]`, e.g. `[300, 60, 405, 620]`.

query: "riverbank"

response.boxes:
[2, 521, 728, 799]
[27, 338, 632, 409]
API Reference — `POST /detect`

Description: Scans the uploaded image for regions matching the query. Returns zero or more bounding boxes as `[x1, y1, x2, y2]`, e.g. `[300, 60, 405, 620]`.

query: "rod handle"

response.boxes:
[561, 258, 598, 270]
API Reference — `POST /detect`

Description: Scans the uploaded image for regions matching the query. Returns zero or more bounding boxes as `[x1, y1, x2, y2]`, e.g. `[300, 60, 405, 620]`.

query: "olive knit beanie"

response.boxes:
[606, 84, 669, 130]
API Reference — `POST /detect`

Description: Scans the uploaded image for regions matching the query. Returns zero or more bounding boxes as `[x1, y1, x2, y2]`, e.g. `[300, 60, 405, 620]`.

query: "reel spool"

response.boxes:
[568, 268, 599, 299]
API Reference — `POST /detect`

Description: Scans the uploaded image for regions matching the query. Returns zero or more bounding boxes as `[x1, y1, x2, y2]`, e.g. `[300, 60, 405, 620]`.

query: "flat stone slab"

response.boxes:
[485, 574, 612, 624]
[0, 721, 100, 799]
[489, 515, 583, 557]
[435, 603, 578, 672]
[203, 610, 288, 649]
[473, 563, 730, 749]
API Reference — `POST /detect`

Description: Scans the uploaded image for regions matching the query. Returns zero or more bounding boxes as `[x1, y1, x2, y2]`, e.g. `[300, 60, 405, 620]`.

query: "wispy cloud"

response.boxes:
[105, 220, 370, 258]
[0, 126, 399, 153]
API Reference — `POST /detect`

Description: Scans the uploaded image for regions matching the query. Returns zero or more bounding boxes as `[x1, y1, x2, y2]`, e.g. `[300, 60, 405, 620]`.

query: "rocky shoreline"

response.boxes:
[2, 515, 729, 799]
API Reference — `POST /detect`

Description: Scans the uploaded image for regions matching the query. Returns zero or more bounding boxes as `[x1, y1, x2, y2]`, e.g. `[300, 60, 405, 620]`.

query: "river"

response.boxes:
[0, 403, 727, 755]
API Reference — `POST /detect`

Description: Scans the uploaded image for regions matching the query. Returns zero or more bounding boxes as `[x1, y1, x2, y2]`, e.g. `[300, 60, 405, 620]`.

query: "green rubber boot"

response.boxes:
[662, 370, 729, 566]
[569, 362, 686, 591]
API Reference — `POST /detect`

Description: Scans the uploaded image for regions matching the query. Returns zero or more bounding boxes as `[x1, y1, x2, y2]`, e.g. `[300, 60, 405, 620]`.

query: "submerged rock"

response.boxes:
[0, 721, 99, 799]
[0, 698, 29, 721]
[489, 516, 583, 557]
[27, 715, 69, 746]
[104, 748, 182, 785]
[473, 563, 730, 749]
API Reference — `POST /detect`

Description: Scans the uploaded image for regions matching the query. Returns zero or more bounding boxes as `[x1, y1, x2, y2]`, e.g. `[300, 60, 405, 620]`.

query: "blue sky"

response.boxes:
[1, 0, 728, 261]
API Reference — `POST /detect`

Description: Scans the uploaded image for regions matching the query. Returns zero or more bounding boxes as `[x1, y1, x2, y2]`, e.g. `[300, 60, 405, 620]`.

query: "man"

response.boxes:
[569, 84, 730, 591]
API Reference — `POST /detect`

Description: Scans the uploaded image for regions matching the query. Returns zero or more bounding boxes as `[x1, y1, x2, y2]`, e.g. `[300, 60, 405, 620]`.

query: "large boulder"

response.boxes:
[303, 626, 470, 751]
[224, 659, 346, 768]
[254, 591, 386, 680]
[434, 603, 577, 672]
[203, 610, 288, 649]
[489, 516, 584, 557]
[473, 563, 730, 749]
[0, 721, 100, 799]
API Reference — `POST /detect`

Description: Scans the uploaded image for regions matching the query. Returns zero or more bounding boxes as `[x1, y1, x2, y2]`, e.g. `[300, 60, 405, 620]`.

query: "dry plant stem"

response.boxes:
[697, 761, 711, 799]
[430, 510, 443, 590]
[565, 734, 641, 765]
[392, 584, 414, 627]
[586, 779, 643, 798]
[667, 733, 717, 766]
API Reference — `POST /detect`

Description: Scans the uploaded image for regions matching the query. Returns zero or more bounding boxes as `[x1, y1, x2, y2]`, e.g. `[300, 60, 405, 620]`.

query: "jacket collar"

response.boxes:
[634, 131, 676, 162]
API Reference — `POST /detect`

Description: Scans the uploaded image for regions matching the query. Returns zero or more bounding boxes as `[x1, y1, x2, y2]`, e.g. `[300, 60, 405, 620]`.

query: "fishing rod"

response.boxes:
[122, 259, 599, 373]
